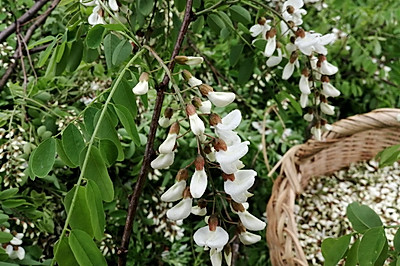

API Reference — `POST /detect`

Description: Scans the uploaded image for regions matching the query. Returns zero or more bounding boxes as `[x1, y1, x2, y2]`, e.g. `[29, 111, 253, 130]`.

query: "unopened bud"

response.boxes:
[139, 72, 149, 82]
[186, 104, 197, 116]
[289, 51, 298, 64]
[286, 5, 295, 14]
[182, 69, 193, 81]
[195, 155, 205, 171]
[321, 75, 330, 83]
[320, 95, 327, 102]
[295, 28, 305, 38]
[222, 173, 235, 182]
[301, 68, 309, 77]
[209, 113, 222, 126]
[199, 84, 213, 96]
[213, 138, 227, 152]
[208, 214, 219, 231]
[164, 107, 173, 119]
[175, 55, 189, 65]
[176, 169, 189, 181]
[266, 28, 276, 39]
[192, 97, 203, 108]
[198, 199, 207, 209]
[183, 186, 192, 198]
[231, 201, 245, 212]
[257, 17, 266, 25]
[276, 42, 282, 49]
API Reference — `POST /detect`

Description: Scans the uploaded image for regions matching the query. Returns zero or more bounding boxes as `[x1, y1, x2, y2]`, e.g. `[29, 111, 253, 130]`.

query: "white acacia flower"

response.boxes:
[5, 245, 25, 260]
[313, 33, 336, 55]
[207, 92, 235, 107]
[210, 248, 223, 266]
[321, 81, 340, 97]
[150, 152, 175, 169]
[239, 231, 262, 245]
[175, 56, 204, 66]
[132, 72, 149, 95]
[88, 5, 106, 25]
[249, 18, 271, 37]
[282, 0, 307, 26]
[318, 55, 338, 75]
[215, 140, 249, 174]
[186, 104, 205, 136]
[320, 102, 335, 115]
[282, 52, 299, 80]
[214, 110, 241, 132]
[266, 48, 282, 67]
[190, 156, 207, 199]
[299, 69, 311, 94]
[199, 100, 212, 114]
[223, 170, 256, 203]
[295, 30, 320, 56]
[236, 209, 266, 231]
[224, 247, 232, 266]
[300, 93, 309, 108]
[167, 198, 192, 220]
[10, 233, 23, 245]
[264, 29, 277, 57]
[158, 117, 172, 128]
[161, 180, 186, 202]
[183, 70, 202, 87]
[322, 122, 333, 131]
[193, 221, 229, 251]
[158, 123, 179, 154]
[303, 112, 313, 122]
[108, 0, 118, 11]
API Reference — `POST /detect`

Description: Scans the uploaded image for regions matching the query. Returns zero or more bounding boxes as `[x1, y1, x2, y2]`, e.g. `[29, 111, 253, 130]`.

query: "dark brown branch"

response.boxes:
[0, 0, 60, 89]
[117, 1, 193, 265]
[0, 0, 50, 43]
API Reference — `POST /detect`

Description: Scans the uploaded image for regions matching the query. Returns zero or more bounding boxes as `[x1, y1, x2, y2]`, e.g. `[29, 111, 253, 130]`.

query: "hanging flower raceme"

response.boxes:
[231, 202, 266, 231]
[223, 170, 256, 203]
[190, 155, 208, 199]
[214, 139, 249, 174]
[183, 70, 202, 87]
[166, 187, 193, 220]
[186, 104, 205, 136]
[237, 224, 262, 245]
[250, 17, 271, 38]
[161, 169, 188, 202]
[175, 55, 204, 66]
[132, 72, 149, 95]
[199, 84, 235, 108]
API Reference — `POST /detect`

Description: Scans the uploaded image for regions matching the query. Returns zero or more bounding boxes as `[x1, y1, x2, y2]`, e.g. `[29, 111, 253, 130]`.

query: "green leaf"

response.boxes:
[56, 36, 67, 63]
[322, 234, 351, 266]
[207, 13, 225, 34]
[174, 0, 186, 12]
[2, 199, 27, 208]
[376, 144, 400, 167]
[394, 228, 400, 253]
[375, 240, 388, 266]
[229, 5, 251, 24]
[86, 25, 105, 49]
[345, 238, 360, 266]
[69, 230, 107, 266]
[0, 231, 13, 243]
[192, 16, 204, 34]
[238, 57, 254, 85]
[64, 186, 93, 237]
[56, 139, 76, 168]
[81, 146, 114, 202]
[0, 188, 18, 200]
[346, 202, 383, 233]
[358, 227, 387, 266]
[99, 139, 118, 166]
[112, 39, 132, 66]
[103, 33, 120, 69]
[0, 214, 9, 224]
[115, 104, 140, 146]
[62, 124, 85, 167]
[55, 43, 70, 75]
[84, 107, 99, 135]
[54, 238, 79, 266]
[38, 39, 57, 67]
[30, 138, 56, 178]
[85, 181, 105, 241]
[67, 40, 84, 72]
[112, 79, 137, 118]
[138, 0, 153, 16]
[230, 43, 244, 66]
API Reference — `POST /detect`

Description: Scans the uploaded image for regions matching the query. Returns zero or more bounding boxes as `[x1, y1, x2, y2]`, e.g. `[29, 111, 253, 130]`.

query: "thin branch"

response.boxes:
[0, 0, 50, 42]
[0, 0, 60, 89]
[117, 1, 194, 265]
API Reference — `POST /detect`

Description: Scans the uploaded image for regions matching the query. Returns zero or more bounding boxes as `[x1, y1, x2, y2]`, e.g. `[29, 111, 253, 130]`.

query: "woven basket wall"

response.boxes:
[266, 108, 400, 266]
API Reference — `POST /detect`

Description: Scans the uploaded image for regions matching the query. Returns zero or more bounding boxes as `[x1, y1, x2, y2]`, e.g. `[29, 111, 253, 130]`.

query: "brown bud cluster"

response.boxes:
[231, 201, 245, 212]
[139, 72, 149, 82]
[289, 51, 298, 64]
[266, 28, 277, 39]
[295, 28, 305, 38]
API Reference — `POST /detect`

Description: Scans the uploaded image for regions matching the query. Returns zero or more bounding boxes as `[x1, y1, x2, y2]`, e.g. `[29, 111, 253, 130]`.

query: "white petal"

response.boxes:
[108, 0, 118, 11]
[150, 152, 175, 169]
[191, 206, 207, 216]
[219, 109, 242, 131]
[286, 43, 297, 54]
[264, 36, 276, 57]
[10, 237, 22, 245]
[319, 33, 336, 45]
[161, 180, 186, 202]
[189, 114, 205, 136]
[239, 231, 262, 245]
[167, 198, 192, 220]
[216, 130, 241, 147]
[16, 247, 25, 260]
[266, 48, 282, 67]
[88, 12, 100, 25]
[320, 102, 335, 115]
[300, 93, 308, 108]
[210, 248, 223, 266]
[224, 170, 256, 200]
[188, 76, 203, 87]
[186, 56, 204, 65]
[158, 133, 177, 154]
[190, 169, 208, 198]
[5, 245, 13, 256]
[282, 62, 295, 80]
[280, 20, 289, 36]
[199, 100, 212, 114]
[320, 60, 338, 75]
[312, 127, 322, 141]
[207, 228, 229, 250]
[158, 117, 171, 128]
[299, 75, 311, 94]
[132, 81, 149, 95]
[303, 113, 313, 122]
[283, 0, 304, 10]
[249, 24, 264, 37]
[207, 92, 235, 107]
[215, 142, 249, 165]
[224, 248, 232, 266]
[321, 82, 340, 97]
[193, 226, 209, 247]
[238, 210, 266, 231]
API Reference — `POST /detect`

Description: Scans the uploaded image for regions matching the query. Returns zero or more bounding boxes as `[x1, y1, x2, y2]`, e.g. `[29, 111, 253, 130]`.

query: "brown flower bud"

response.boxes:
[320, 95, 327, 103]
[169, 122, 180, 134]
[317, 54, 327, 67]
[257, 17, 266, 25]
[222, 173, 235, 182]
[199, 84, 213, 96]
[286, 5, 295, 14]
[192, 97, 203, 108]
[213, 138, 227, 152]
[164, 107, 173, 119]
[321, 75, 330, 83]
[301, 68, 309, 77]
[276, 42, 282, 49]
[289, 51, 298, 64]
[186, 104, 197, 116]
[183, 186, 192, 198]
[209, 113, 222, 126]
[175, 55, 188, 65]
[176, 169, 189, 181]
[231, 201, 245, 212]
[295, 28, 305, 38]
[195, 155, 205, 171]
[266, 28, 276, 39]
[182, 69, 193, 81]
[139, 72, 149, 82]
[197, 199, 207, 209]
[208, 214, 219, 231]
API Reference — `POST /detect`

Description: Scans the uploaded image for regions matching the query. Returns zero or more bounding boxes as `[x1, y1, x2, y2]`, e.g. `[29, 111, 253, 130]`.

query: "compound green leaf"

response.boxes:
[358, 227, 387, 266]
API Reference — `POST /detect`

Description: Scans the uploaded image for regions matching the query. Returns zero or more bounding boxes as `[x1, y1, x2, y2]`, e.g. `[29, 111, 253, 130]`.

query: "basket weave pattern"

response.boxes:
[266, 108, 400, 266]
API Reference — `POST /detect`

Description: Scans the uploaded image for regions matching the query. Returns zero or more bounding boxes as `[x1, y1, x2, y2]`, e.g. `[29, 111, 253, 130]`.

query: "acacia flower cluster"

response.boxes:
[1, 228, 25, 260]
[148, 56, 265, 265]
[250, 0, 340, 140]
[80, 0, 130, 25]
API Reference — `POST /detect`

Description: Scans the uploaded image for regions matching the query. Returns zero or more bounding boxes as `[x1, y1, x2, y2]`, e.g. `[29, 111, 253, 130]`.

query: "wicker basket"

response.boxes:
[266, 108, 400, 266]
